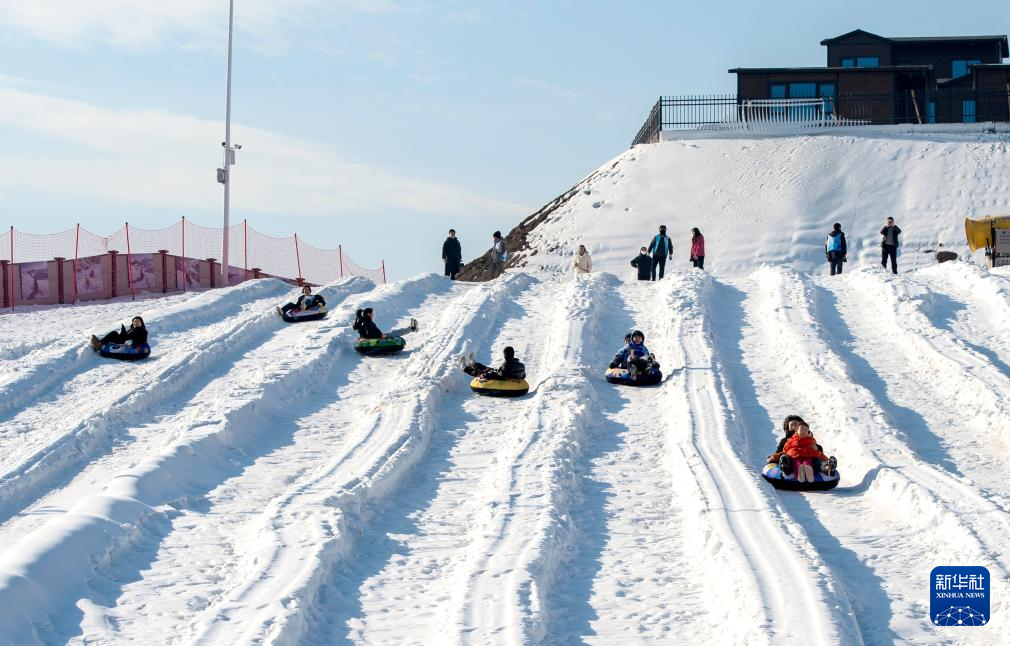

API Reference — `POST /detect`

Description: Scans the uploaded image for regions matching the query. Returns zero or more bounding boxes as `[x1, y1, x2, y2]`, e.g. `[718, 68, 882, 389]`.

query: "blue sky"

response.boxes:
[0, 0, 1006, 279]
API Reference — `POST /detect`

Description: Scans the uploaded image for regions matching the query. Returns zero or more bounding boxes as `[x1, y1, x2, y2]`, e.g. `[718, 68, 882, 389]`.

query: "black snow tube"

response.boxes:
[470, 377, 530, 397]
[354, 337, 407, 356]
[761, 462, 840, 491]
[280, 305, 327, 323]
[604, 366, 662, 386]
[99, 343, 152, 361]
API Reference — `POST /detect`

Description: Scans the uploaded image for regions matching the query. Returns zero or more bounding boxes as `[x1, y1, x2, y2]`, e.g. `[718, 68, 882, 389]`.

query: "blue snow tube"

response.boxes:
[761, 462, 840, 491]
[99, 342, 152, 361]
[604, 366, 662, 386]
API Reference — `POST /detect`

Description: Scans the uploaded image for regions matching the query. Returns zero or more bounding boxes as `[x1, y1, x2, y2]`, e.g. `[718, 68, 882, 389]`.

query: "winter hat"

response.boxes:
[632, 330, 645, 342]
[503, 346, 515, 360]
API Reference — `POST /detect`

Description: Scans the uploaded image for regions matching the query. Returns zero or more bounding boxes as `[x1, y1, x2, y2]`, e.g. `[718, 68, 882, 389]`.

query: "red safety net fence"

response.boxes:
[1, 218, 385, 308]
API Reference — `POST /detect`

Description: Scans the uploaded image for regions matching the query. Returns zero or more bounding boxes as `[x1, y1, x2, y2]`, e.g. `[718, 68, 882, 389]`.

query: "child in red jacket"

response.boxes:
[783, 423, 829, 483]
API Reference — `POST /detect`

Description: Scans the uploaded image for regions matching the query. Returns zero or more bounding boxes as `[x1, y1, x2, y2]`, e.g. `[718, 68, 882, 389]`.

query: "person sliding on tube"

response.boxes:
[91, 316, 148, 352]
[278, 285, 326, 316]
[609, 330, 659, 379]
[459, 346, 526, 380]
[353, 307, 418, 339]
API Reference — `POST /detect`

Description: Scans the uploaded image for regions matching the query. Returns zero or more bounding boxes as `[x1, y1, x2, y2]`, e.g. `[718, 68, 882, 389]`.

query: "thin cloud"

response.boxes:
[512, 77, 578, 100]
[0, 86, 528, 220]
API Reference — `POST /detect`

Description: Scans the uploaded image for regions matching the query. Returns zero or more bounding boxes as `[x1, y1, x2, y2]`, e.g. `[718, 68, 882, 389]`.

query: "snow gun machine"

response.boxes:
[965, 215, 1010, 268]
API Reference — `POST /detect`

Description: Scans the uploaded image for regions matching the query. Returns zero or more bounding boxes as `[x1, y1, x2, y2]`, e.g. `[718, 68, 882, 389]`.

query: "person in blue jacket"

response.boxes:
[824, 223, 847, 276]
[608, 330, 659, 377]
[647, 225, 673, 280]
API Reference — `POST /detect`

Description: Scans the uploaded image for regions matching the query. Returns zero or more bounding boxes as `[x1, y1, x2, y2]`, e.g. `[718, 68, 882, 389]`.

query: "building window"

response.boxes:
[926, 101, 936, 124]
[840, 56, 880, 68]
[952, 59, 981, 78]
[963, 99, 976, 123]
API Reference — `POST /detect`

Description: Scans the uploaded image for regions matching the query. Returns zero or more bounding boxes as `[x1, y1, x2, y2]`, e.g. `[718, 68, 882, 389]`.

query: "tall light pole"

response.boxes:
[217, 0, 237, 285]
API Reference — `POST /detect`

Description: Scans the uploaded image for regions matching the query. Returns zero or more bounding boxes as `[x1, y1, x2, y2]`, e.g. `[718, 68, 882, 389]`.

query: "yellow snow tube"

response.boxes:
[470, 377, 529, 397]
[965, 215, 1010, 253]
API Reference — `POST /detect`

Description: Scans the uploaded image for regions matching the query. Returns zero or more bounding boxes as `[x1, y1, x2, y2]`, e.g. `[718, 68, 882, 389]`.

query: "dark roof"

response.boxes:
[729, 65, 933, 73]
[820, 30, 1008, 57]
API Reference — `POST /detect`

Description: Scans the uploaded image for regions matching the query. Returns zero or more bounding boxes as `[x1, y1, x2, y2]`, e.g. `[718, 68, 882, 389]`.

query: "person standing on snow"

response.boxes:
[442, 229, 462, 280]
[689, 227, 705, 270]
[631, 246, 652, 281]
[489, 231, 507, 279]
[647, 225, 673, 280]
[880, 217, 901, 274]
[573, 244, 592, 274]
[825, 223, 847, 276]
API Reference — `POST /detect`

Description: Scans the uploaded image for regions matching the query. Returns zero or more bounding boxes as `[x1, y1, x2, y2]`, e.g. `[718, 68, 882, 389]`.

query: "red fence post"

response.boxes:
[181, 216, 186, 293]
[54, 257, 65, 304]
[8, 226, 13, 310]
[72, 223, 80, 304]
[1, 260, 8, 308]
[125, 222, 136, 301]
[243, 219, 249, 282]
[294, 234, 304, 287]
[158, 250, 168, 293]
[338, 244, 344, 278]
[381, 260, 387, 284]
[109, 250, 118, 299]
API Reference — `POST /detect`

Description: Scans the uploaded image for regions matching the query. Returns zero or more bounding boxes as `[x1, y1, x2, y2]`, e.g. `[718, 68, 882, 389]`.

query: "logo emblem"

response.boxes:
[930, 566, 989, 626]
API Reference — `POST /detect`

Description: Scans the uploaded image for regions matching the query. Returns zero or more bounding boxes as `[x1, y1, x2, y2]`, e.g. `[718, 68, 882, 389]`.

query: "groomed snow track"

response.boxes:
[0, 265, 1007, 644]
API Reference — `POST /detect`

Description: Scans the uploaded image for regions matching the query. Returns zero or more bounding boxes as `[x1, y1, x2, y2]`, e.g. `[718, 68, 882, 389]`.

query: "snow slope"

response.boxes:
[521, 127, 1010, 277]
[2, 129, 1010, 645]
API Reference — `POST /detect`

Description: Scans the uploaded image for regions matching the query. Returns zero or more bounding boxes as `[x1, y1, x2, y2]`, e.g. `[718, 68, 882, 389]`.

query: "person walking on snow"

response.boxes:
[880, 217, 901, 274]
[442, 229, 462, 280]
[631, 247, 652, 281]
[825, 223, 847, 276]
[573, 244, 592, 274]
[647, 225, 673, 280]
[489, 231, 507, 279]
[690, 228, 705, 270]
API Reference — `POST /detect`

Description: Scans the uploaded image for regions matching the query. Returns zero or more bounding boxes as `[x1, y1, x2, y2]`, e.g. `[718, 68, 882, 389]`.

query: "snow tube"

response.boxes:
[354, 336, 406, 356]
[99, 343, 151, 361]
[470, 377, 529, 397]
[761, 462, 840, 491]
[605, 366, 662, 386]
[280, 305, 327, 323]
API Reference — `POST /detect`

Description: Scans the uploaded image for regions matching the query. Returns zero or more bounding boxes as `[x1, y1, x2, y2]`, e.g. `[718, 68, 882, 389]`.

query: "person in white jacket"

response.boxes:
[573, 244, 592, 274]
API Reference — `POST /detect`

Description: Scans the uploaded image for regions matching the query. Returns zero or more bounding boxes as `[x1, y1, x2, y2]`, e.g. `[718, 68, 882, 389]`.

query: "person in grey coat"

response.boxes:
[489, 231, 507, 278]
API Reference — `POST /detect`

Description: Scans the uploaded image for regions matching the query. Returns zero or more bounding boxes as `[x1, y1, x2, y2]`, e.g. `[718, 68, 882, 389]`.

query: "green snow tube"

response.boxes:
[354, 337, 406, 356]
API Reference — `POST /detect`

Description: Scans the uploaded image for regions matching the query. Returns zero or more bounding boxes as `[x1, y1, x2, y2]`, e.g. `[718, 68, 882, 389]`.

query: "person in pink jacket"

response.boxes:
[690, 228, 705, 270]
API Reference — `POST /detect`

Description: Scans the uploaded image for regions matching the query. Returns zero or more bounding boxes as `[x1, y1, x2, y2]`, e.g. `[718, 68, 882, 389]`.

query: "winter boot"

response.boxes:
[276, 306, 283, 317]
[777, 454, 794, 476]
[457, 355, 467, 371]
[823, 456, 837, 477]
[467, 352, 475, 367]
[90, 335, 102, 352]
[409, 317, 418, 332]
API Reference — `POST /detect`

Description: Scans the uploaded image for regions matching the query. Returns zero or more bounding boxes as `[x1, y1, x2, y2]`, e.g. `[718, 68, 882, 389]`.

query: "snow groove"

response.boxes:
[743, 265, 1009, 641]
[669, 271, 862, 645]
[0, 274, 394, 643]
[230, 273, 541, 646]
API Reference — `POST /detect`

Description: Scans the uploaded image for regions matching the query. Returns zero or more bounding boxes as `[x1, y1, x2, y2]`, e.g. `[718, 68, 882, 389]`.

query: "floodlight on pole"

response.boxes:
[219, 0, 236, 285]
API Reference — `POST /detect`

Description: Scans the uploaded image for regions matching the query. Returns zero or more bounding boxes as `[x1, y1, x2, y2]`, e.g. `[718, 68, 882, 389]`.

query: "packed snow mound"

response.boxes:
[522, 128, 1010, 276]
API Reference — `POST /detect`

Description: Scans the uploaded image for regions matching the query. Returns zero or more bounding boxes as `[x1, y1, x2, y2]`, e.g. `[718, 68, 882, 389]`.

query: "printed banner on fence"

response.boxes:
[130, 254, 156, 292]
[76, 255, 104, 296]
[177, 257, 201, 289]
[20, 261, 49, 301]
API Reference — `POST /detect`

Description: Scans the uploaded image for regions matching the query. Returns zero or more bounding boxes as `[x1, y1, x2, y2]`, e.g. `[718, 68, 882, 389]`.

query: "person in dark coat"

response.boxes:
[461, 346, 526, 380]
[824, 223, 847, 276]
[647, 225, 673, 280]
[442, 229, 462, 280]
[880, 217, 901, 274]
[91, 316, 148, 350]
[631, 247, 653, 281]
[353, 308, 418, 339]
[279, 286, 326, 315]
